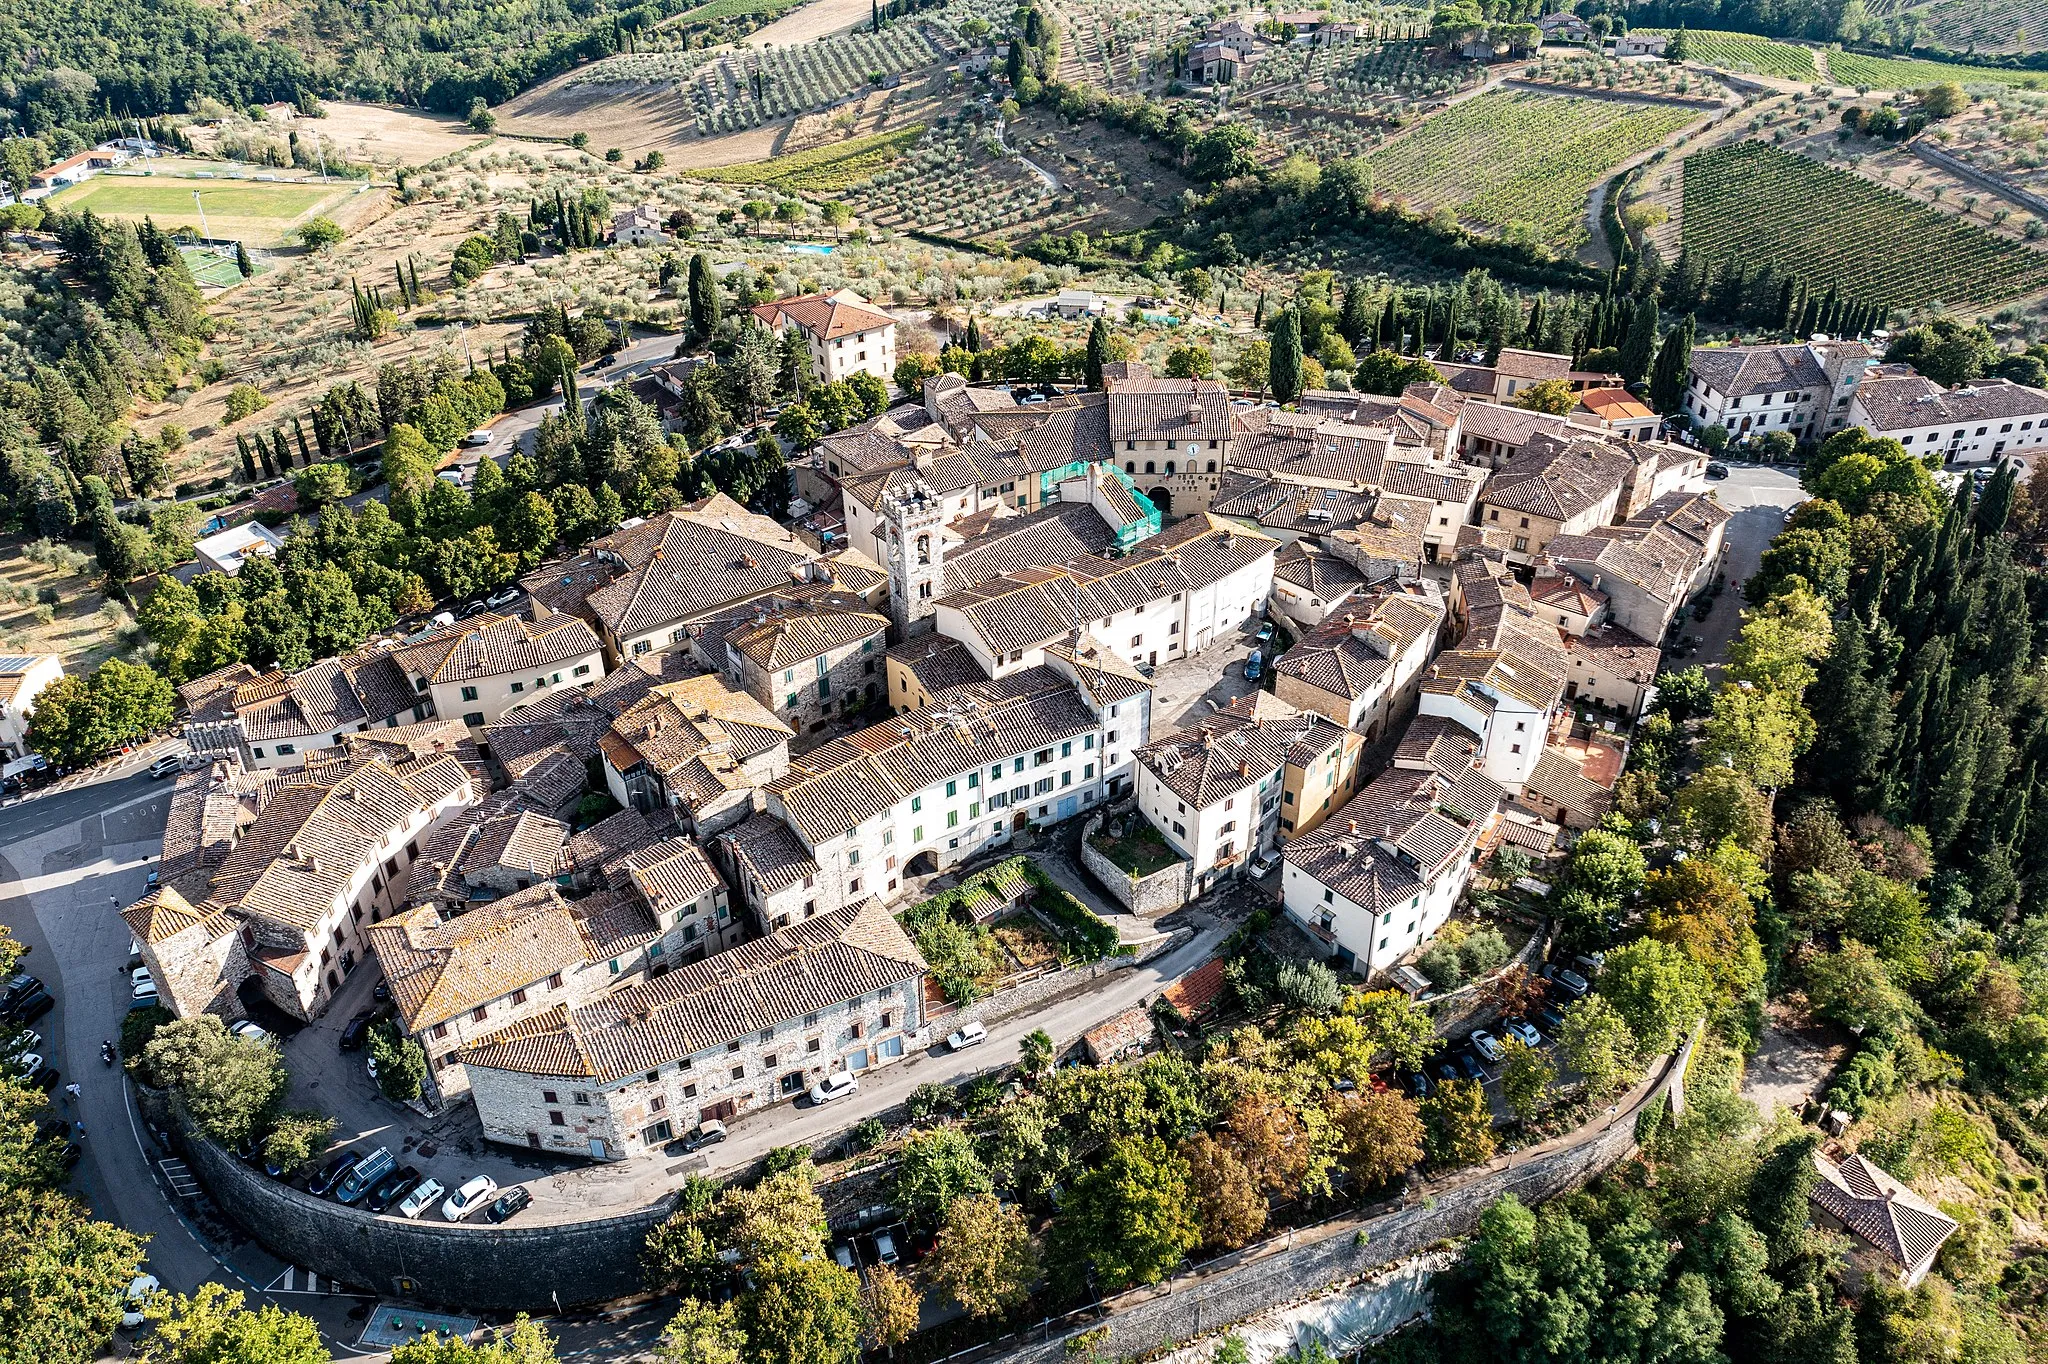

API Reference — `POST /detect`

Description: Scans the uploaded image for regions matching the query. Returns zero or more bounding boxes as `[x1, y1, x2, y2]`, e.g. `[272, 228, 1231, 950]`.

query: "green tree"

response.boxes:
[1420, 1077, 1495, 1168]
[1049, 1135, 1199, 1290]
[1618, 298, 1659, 386]
[1498, 1037, 1554, 1125]
[1330, 1089, 1424, 1190]
[1354, 349, 1444, 396]
[1163, 344, 1214, 379]
[1019, 1028, 1055, 1081]
[293, 216, 344, 249]
[292, 462, 351, 507]
[143, 1017, 286, 1146]
[260, 1111, 335, 1178]
[388, 1314, 559, 1364]
[737, 1255, 865, 1364]
[687, 253, 723, 339]
[1180, 1134, 1265, 1249]
[1229, 339, 1272, 395]
[1598, 937, 1710, 1055]
[1556, 994, 1641, 1096]
[141, 1282, 330, 1364]
[0, 1187, 148, 1364]
[1649, 314, 1695, 414]
[1513, 378, 1578, 414]
[927, 1193, 1038, 1319]
[726, 1167, 828, 1267]
[367, 1022, 426, 1103]
[656, 1300, 743, 1364]
[861, 1264, 920, 1352]
[1268, 307, 1304, 404]
[894, 1126, 993, 1227]
[502, 491, 559, 568]
[1084, 315, 1112, 390]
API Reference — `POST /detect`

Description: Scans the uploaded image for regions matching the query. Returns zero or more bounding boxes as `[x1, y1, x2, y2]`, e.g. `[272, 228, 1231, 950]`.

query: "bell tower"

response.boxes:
[882, 478, 945, 637]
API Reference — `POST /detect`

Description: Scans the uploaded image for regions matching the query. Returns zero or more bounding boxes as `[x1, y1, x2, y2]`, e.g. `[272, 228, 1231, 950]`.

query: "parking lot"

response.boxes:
[1149, 626, 1263, 735]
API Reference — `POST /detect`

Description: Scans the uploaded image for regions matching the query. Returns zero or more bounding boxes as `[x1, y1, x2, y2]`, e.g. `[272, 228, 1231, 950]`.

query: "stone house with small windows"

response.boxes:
[1271, 588, 1446, 741]
[698, 600, 891, 733]
[391, 611, 606, 730]
[1280, 763, 1506, 976]
[1135, 721, 1287, 892]
[598, 675, 794, 838]
[1846, 373, 2048, 464]
[1476, 434, 1640, 567]
[1807, 1150, 1959, 1289]
[457, 898, 926, 1158]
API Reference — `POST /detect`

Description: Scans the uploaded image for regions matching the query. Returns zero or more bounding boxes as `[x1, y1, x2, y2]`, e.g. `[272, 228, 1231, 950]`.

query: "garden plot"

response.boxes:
[1367, 88, 1703, 246]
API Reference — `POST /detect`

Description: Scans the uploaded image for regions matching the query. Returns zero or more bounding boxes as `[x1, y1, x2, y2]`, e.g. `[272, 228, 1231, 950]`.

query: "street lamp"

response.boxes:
[191, 190, 210, 240]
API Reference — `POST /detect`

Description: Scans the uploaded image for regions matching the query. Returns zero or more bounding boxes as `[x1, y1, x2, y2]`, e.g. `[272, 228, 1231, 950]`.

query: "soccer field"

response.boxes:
[47, 175, 356, 246]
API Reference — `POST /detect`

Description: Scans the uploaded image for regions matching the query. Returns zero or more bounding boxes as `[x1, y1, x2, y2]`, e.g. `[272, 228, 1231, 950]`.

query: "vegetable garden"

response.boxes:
[1366, 89, 1704, 247]
[1640, 28, 1819, 80]
[1679, 140, 2048, 310]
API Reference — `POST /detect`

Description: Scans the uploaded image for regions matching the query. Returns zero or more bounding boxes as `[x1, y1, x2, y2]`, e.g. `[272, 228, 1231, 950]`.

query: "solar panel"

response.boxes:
[0, 657, 41, 674]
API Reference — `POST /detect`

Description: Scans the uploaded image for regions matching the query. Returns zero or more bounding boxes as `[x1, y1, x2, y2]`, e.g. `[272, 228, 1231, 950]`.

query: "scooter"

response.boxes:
[101, 1040, 117, 1068]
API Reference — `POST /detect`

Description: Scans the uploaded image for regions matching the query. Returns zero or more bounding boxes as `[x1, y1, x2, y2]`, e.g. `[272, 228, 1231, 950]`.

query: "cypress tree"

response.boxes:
[1084, 316, 1112, 391]
[1618, 298, 1658, 386]
[1339, 278, 1370, 345]
[1269, 307, 1304, 404]
[687, 253, 721, 338]
[1523, 294, 1545, 349]
[965, 314, 982, 352]
[257, 440, 276, 478]
[1253, 291, 1267, 328]
[271, 428, 292, 471]
[293, 416, 312, 465]
[1648, 313, 1694, 414]
[1377, 293, 1398, 351]
[237, 434, 256, 482]
[235, 242, 253, 278]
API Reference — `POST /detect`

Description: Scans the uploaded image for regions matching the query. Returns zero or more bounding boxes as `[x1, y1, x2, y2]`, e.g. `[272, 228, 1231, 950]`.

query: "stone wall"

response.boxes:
[948, 927, 1186, 1031]
[182, 1131, 672, 1311]
[981, 1038, 1693, 1364]
[1080, 810, 1192, 916]
[1912, 140, 2048, 220]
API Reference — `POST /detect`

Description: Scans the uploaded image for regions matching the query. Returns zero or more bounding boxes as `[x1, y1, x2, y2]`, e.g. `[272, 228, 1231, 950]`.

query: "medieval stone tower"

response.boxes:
[882, 477, 946, 637]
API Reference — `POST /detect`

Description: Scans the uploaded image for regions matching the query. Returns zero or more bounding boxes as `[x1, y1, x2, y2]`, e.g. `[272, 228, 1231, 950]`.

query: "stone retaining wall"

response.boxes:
[951, 928, 1186, 1030]
[1910, 140, 2048, 221]
[182, 1132, 671, 1311]
[981, 1036, 1694, 1363]
[1079, 810, 1192, 916]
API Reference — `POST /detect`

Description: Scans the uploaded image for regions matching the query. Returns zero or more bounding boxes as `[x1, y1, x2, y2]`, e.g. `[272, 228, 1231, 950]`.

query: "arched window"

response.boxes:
[1164, 461, 1176, 475]
[1126, 462, 1136, 473]
[915, 534, 930, 565]
[1144, 461, 1156, 474]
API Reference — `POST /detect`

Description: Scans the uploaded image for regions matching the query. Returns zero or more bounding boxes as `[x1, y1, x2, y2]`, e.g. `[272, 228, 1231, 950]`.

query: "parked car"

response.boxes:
[228, 1020, 271, 1046]
[460, 429, 493, 447]
[1503, 1019, 1541, 1048]
[831, 1242, 858, 1271]
[1457, 1052, 1487, 1082]
[7, 983, 53, 1023]
[946, 1020, 989, 1051]
[1248, 849, 1281, 878]
[365, 1167, 421, 1214]
[807, 1072, 858, 1106]
[872, 1228, 901, 1266]
[121, 1274, 160, 1329]
[307, 1151, 361, 1197]
[1705, 461, 1729, 479]
[1469, 1030, 1503, 1064]
[1, 973, 42, 1015]
[486, 1186, 532, 1223]
[680, 1120, 727, 1154]
[1538, 1006, 1568, 1033]
[1243, 649, 1262, 681]
[398, 1177, 446, 1220]
[1553, 967, 1591, 998]
[1434, 1059, 1460, 1083]
[24, 1061, 59, 1093]
[339, 1010, 377, 1051]
[443, 1175, 499, 1221]
[1253, 622, 1275, 644]
[484, 587, 520, 610]
[335, 1147, 395, 1204]
[1405, 1071, 1431, 1099]
[148, 755, 183, 780]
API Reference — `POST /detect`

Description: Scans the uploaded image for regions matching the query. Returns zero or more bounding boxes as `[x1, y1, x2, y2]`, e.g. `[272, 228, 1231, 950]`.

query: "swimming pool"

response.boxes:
[784, 242, 836, 255]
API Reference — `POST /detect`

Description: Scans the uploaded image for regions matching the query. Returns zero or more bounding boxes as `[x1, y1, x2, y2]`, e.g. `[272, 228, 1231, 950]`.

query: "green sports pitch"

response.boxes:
[46, 175, 350, 245]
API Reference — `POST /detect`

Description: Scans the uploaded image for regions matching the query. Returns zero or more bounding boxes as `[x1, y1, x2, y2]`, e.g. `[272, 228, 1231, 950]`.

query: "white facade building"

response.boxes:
[750, 289, 897, 384]
[1134, 722, 1287, 891]
[1846, 374, 2048, 464]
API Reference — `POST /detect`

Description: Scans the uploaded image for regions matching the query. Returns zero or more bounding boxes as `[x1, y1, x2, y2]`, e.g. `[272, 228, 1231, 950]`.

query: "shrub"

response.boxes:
[1417, 940, 1466, 989]
[763, 1144, 814, 1174]
[849, 1117, 887, 1152]
[368, 1021, 427, 1103]
[223, 385, 270, 423]
[1457, 927, 1511, 978]
[120, 1004, 174, 1060]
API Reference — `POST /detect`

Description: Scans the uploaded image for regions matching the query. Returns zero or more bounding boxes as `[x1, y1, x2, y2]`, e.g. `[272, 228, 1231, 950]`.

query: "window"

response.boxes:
[463, 712, 485, 727]
[574, 664, 591, 677]
[548, 973, 562, 990]
[460, 686, 479, 702]
[473, 1005, 490, 1023]
[572, 1092, 591, 1106]
[277, 743, 295, 755]
[550, 1111, 566, 1126]
[511, 988, 527, 1006]
[947, 811, 959, 828]
[946, 779, 957, 797]
[431, 1022, 449, 1040]
[510, 681, 524, 693]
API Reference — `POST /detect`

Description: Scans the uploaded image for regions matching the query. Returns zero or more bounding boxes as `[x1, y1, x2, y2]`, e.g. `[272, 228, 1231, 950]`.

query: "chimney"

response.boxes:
[1346, 820, 1358, 834]
[1238, 760, 1248, 776]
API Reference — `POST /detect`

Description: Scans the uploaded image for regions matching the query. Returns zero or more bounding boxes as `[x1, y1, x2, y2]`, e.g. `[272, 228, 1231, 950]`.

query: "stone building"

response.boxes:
[390, 611, 605, 730]
[179, 647, 431, 770]
[706, 600, 890, 733]
[458, 899, 927, 1157]
[1271, 588, 1445, 740]
[598, 675, 793, 836]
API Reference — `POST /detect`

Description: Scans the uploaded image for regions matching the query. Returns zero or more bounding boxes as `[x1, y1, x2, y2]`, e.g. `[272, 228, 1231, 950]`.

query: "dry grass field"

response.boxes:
[47, 171, 365, 247]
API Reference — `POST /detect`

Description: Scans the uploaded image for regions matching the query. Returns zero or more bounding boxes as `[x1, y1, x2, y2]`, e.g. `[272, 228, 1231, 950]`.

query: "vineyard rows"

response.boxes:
[692, 126, 927, 191]
[1827, 50, 2046, 90]
[1866, 0, 2048, 55]
[1366, 89, 1702, 245]
[1639, 28, 1819, 80]
[1679, 140, 2048, 309]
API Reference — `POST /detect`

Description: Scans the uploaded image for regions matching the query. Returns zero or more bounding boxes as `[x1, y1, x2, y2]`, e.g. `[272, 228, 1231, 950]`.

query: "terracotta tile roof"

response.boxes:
[1482, 433, 1635, 522]
[1273, 540, 1366, 598]
[391, 612, 602, 686]
[1137, 721, 1287, 810]
[722, 604, 887, 671]
[1106, 377, 1231, 444]
[1212, 471, 1379, 533]
[458, 809, 570, 880]
[368, 884, 597, 1030]
[1162, 957, 1229, 1018]
[1577, 387, 1656, 424]
[767, 667, 1100, 845]
[1570, 623, 1660, 684]
[571, 888, 661, 958]
[750, 291, 896, 341]
[941, 502, 1120, 594]
[1043, 634, 1151, 707]
[209, 754, 475, 933]
[719, 811, 820, 898]
[1273, 591, 1444, 701]
[187, 646, 421, 743]
[608, 836, 724, 912]
[1689, 342, 1832, 399]
[604, 676, 793, 784]
[1808, 1151, 1957, 1275]
[1522, 748, 1614, 822]
[1394, 713, 1483, 779]
[1421, 645, 1566, 713]
[1083, 1007, 1154, 1064]
[886, 634, 988, 694]
[457, 898, 926, 1082]
[1493, 347, 1575, 381]
[1284, 765, 1503, 911]
[1530, 568, 1607, 618]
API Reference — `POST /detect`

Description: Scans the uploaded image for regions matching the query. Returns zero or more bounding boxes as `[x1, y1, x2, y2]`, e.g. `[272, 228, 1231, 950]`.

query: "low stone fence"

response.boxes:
[181, 1128, 671, 1311]
[978, 1035, 1695, 1363]
[950, 927, 1188, 1031]
[1080, 808, 1193, 916]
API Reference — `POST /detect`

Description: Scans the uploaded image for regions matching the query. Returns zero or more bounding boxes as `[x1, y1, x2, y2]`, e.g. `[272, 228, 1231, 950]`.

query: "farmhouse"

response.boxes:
[750, 289, 897, 383]
[1807, 1150, 1958, 1289]
[611, 204, 669, 246]
[390, 611, 606, 730]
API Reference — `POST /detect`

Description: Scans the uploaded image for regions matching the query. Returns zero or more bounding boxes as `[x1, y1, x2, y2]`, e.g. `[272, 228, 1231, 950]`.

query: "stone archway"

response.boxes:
[1147, 488, 1172, 513]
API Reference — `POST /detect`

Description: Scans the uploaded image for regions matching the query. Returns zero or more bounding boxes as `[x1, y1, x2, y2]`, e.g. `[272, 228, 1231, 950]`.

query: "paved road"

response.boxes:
[1688, 463, 1805, 672]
